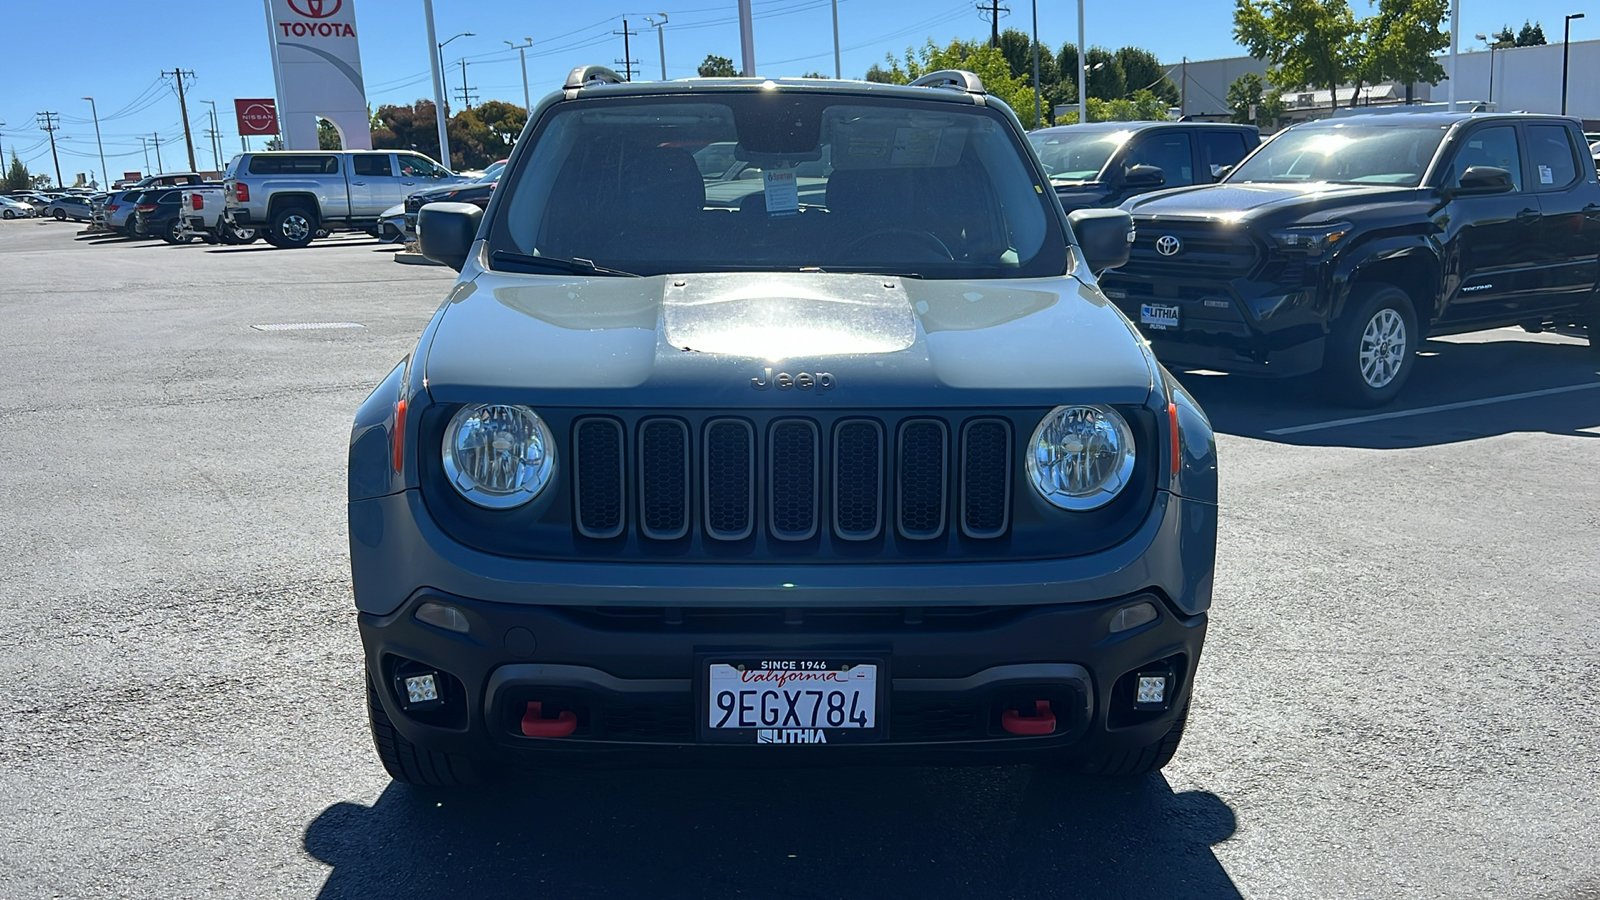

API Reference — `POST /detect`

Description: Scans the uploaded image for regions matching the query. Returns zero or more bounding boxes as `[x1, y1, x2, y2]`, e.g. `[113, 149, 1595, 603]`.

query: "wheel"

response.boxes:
[1, 209, 13, 220]
[161, 219, 185, 244]
[1319, 282, 1418, 407]
[233, 227, 260, 245]
[1077, 701, 1190, 777]
[268, 205, 316, 248]
[366, 668, 482, 786]
[53, 208, 66, 220]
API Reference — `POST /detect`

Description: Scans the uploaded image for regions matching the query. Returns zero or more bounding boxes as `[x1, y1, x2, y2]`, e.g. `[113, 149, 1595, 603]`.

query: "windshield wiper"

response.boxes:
[491, 251, 640, 277]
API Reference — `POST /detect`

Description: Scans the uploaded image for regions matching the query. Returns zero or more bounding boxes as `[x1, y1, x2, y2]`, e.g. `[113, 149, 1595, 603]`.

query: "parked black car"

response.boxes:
[1028, 121, 1260, 211]
[351, 67, 1218, 786]
[129, 188, 192, 242]
[1104, 112, 1600, 405]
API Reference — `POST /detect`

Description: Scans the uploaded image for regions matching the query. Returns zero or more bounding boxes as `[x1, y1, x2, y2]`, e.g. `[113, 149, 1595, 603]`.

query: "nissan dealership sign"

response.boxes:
[266, 0, 371, 150]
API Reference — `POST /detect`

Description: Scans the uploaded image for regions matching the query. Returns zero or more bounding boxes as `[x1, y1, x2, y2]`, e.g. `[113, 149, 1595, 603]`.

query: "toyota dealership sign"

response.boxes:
[265, 0, 370, 150]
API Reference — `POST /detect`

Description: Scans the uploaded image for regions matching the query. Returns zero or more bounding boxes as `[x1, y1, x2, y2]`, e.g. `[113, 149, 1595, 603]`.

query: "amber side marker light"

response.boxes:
[1168, 401, 1180, 477]
[392, 399, 408, 473]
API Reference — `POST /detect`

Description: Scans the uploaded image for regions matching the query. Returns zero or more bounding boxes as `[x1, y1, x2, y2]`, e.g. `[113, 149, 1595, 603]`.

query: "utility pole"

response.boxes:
[0, 121, 7, 170]
[455, 59, 478, 110]
[737, 0, 755, 76]
[1181, 57, 1188, 117]
[163, 68, 199, 171]
[644, 14, 668, 81]
[201, 100, 221, 170]
[1031, 0, 1042, 127]
[831, 0, 841, 79]
[614, 18, 639, 81]
[977, 0, 1009, 49]
[36, 112, 63, 188]
[140, 137, 151, 173]
[506, 39, 533, 110]
[153, 132, 164, 174]
[81, 98, 108, 189]
[423, 2, 454, 168]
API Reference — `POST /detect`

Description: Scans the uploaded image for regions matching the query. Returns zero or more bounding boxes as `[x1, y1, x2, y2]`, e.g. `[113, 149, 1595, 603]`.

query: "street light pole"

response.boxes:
[644, 15, 668, 81]
[422, 0, 451, 166]
[438, 31, 475, 114]
[1077, 0, 1087, 124]
[1475, 34, 1496, 105]
[200, 99, 221, 171]
[82, 97, 108, 189]
[1031, 0, 1042, 127]
[140, 137, 150, 174]
[506, 39, 533, 110]
[831, 0, 841, 79]
[737, 0, 756, 76]
[1563, 13, 1585, 116]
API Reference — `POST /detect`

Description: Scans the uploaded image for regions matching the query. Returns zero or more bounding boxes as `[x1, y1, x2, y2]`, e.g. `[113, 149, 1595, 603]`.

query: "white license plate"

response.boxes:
[703, 658, 881, 744]
[1141, 303, 1180, 330]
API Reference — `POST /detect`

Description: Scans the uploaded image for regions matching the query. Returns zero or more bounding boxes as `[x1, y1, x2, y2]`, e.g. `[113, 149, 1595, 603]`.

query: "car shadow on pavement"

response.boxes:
[205, 240, 382, 253]
[305, 765, 1239, 899]
[1179, 333, 1600, 449]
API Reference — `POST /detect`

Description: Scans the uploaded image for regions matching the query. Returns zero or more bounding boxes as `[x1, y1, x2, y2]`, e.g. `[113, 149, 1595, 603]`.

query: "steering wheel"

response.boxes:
[839, 227, 955, 262]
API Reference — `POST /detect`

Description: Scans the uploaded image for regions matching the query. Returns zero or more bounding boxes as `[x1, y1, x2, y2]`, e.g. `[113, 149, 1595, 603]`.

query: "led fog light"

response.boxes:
[1135, 675, 1168, 707]
[404, 673, 440, 706]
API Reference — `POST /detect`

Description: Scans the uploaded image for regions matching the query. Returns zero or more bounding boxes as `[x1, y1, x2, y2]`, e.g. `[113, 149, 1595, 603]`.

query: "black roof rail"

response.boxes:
[908, 69, 986, 96]
[564, 65, 626, 91]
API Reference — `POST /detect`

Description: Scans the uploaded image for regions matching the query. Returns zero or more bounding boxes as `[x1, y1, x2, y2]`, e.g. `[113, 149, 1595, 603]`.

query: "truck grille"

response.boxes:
[1123, 221, 1260, 278]
[571, 413, 1014, 545]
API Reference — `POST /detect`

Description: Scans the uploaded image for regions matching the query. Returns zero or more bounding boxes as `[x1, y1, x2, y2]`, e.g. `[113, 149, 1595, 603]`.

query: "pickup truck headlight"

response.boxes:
[1269, 222, 1351, 255]
[1026, 405, 1136, 511]
[442, 404, 555, 508]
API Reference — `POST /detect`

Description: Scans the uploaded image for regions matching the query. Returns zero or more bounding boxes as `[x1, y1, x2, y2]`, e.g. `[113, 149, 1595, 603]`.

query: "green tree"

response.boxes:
[1056, 42, 1079, 87]
[3, 152, 29, 191]
[30, 173, 53, 189]
[371, 99, 443, 161]
[317, 118, 342, 150]
[1491, 25, 1516, 48]
[997, 28, 1033, 78]
[1227, 72, 1285, 127]
[1359, 0, 1449, 101]
[1116, 47, 1180, 104]
[698, 54, 738, 77]
[878, 39, 1042, 127]
[451, 100, 527, 168]
[863, 63, 897, 83]
[1234, 0, 1362, 108]
[1083, 47, 1127, 100]
[1517, 20, 1547, 46]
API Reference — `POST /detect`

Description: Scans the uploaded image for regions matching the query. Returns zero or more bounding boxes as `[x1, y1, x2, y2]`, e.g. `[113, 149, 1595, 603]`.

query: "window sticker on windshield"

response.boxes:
[763, 166, 800, 216]
[1539, 165, 1554, 184]
[891, 127, 943, 165]
[846, 137, 889, 160]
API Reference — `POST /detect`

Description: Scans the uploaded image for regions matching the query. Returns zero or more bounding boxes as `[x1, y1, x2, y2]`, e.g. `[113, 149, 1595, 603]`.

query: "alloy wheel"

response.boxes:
[1359, 308, 1408, 389]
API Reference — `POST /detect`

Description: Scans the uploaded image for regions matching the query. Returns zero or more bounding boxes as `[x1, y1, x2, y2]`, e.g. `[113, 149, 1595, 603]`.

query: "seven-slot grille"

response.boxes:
[572, 415, 1013, 544]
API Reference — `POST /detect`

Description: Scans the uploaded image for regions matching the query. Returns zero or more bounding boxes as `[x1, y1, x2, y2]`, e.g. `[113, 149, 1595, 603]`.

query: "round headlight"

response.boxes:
[1026, 405, 1136, 511]
[441, 404, 555, 508]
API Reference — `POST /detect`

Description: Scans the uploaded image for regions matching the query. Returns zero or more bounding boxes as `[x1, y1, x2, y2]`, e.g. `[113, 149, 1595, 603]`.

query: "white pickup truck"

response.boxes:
[179, 185, 260, 244]
[221, 150, 468, 249]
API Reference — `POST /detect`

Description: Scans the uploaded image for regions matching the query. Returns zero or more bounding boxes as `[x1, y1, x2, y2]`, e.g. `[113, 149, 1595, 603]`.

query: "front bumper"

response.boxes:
[361, 589, 1204, 763]
[352, 488, 1215, 762]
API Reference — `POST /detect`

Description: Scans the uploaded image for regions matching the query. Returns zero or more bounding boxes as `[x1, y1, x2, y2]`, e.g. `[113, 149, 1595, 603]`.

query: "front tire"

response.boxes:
[161, 219, 184, 244]
[1, 209, 13, 220]
[268, 205, 316, 249]
[53, 209, 66, 220]
[1320, 282, 1418, 407]
[366, 669, 482, 787]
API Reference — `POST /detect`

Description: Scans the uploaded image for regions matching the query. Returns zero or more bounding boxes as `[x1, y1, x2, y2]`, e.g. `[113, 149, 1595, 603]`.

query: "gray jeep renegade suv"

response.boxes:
[348, 66, 1218, 785]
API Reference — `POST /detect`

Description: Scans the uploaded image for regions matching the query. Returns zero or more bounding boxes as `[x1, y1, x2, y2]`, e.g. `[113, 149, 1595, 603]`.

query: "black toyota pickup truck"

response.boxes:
[1103, 113, 1600, 404]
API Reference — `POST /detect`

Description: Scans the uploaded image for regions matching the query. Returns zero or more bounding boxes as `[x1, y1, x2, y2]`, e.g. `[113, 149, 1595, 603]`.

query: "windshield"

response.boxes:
[1228, 124, 1448, 186]
[1027, 129, 1133, 182]
[491, 94, 1066, 280]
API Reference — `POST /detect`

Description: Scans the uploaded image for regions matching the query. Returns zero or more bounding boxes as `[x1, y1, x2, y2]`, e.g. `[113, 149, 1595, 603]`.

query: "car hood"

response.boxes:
[1124, 181, 1412, 223]
[423, 270, 1157, 408]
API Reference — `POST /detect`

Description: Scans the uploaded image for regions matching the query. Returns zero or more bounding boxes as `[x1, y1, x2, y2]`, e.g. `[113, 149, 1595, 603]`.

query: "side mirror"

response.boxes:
[418, 202, 483, 271]
[1123, 164, 1166, 188]
[1446, 165, 1514, 197]
[1068, 208, 1134, 276]
[1211, 164, 1234, 181]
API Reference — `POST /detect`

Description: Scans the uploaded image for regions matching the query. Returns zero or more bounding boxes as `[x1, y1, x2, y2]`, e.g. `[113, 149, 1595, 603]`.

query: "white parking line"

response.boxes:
[1266, 383, 1600, 436]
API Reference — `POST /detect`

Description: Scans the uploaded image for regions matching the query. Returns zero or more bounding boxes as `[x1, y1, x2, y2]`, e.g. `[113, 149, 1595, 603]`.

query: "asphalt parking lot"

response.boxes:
[1, 216, 1597, 899]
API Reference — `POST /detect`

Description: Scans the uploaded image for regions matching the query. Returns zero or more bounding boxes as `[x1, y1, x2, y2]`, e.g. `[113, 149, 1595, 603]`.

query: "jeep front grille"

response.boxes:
[571, 413, 1013, 545]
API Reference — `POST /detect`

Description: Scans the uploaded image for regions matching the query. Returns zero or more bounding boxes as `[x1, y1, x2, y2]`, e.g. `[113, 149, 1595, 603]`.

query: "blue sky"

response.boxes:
[2, 0, 1591, 181]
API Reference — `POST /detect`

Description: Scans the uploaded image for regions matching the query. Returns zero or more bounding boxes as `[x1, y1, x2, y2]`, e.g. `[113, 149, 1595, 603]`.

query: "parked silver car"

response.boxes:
[0, 196, 37, 219]
[45, 195, 94, 222]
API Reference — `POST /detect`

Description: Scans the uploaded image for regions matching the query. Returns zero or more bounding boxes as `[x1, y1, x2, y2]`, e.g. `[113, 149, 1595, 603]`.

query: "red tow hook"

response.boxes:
[520, 701, 577, 738]
[1001, 700, 1057, 736]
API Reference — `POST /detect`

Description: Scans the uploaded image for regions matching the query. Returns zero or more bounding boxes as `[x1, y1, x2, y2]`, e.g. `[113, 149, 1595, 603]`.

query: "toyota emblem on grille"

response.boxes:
[1155, 235, 1183, 256]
